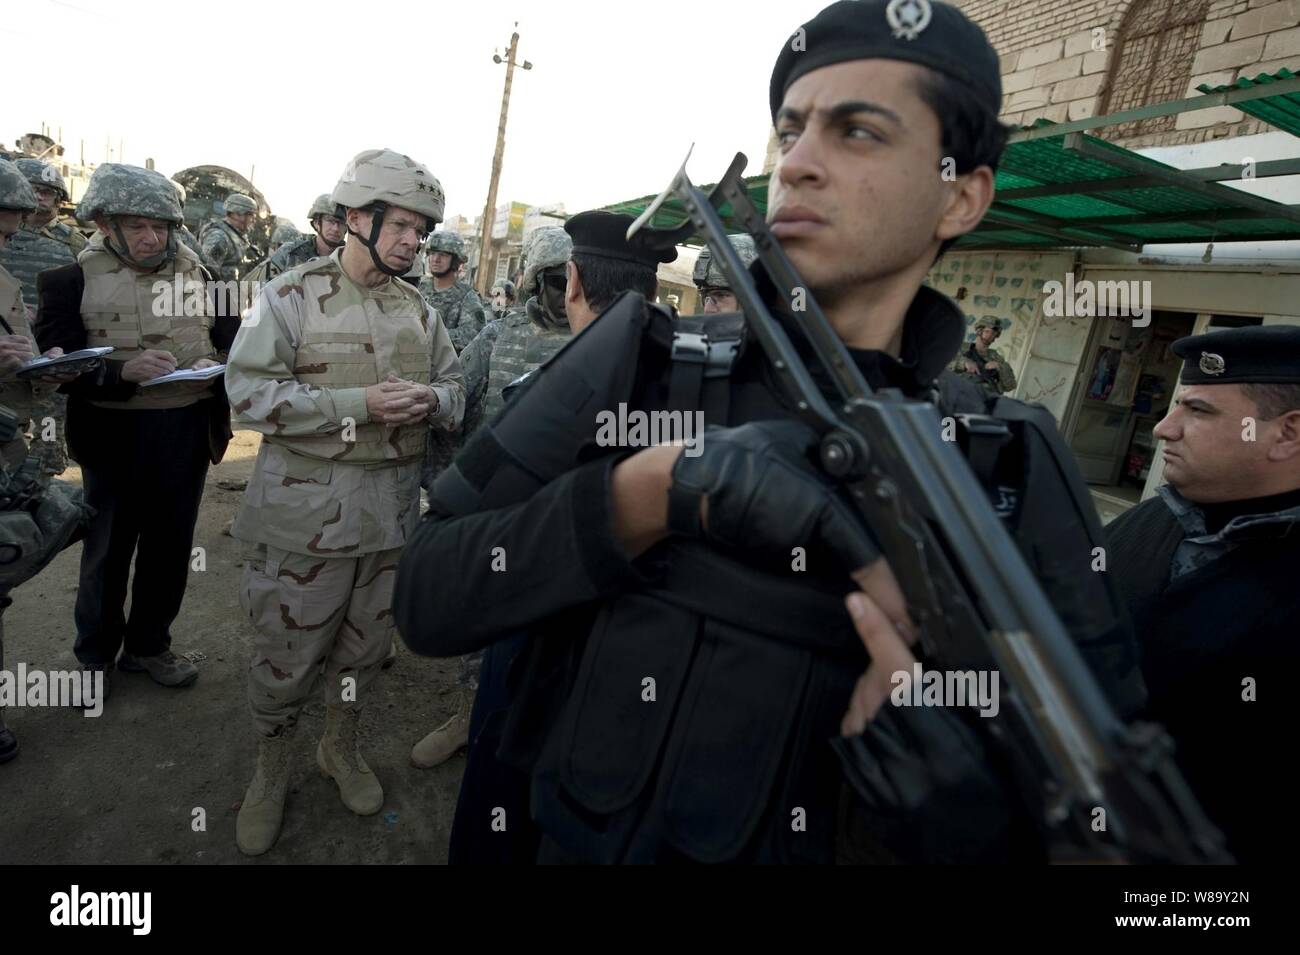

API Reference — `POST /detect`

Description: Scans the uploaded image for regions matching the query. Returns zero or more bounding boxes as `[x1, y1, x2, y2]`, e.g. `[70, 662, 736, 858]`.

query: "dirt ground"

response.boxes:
[0, 428, 465, 864]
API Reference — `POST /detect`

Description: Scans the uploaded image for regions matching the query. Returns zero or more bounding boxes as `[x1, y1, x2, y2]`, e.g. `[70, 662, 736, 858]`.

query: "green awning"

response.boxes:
[1197, 67, 1300, 138]
[601, 69, 1300, 252]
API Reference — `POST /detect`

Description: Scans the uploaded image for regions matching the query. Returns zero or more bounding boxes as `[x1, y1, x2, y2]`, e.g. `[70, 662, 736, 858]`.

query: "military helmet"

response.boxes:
[521, 226, 573, 296]
[693, 233, 758, 290]
[0, 159, 39, 212]
[14, 158, 69, 200]
[330, 148, 444, 224]
[974, 317, 1007, 334]
[424, 230, 465, 259]
[271, 221, 301, 247]
[76, 162, 183, 224]
[224, 193, 257, 215]
[492, 279, 517, 299]
[308, 193, 335, 220]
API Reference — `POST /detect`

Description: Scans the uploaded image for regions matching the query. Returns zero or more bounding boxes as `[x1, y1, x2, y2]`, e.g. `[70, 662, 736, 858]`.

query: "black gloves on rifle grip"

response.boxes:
[666, 419, 879, 573]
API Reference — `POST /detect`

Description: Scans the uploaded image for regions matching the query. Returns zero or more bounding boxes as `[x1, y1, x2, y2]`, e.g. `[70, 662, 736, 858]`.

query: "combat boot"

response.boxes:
[317, 706, 383, 816]
[236, 729, 294, 856]
[411, 688, 472, 769]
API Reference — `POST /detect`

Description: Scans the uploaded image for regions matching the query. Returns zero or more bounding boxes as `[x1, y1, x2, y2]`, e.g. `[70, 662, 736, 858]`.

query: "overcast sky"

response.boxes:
[6, 0, 833, 229]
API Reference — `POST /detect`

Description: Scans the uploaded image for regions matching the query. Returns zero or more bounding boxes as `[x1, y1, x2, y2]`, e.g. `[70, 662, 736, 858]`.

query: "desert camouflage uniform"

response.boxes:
[228, 247, 464, 736]
[419, 277, 486, 351]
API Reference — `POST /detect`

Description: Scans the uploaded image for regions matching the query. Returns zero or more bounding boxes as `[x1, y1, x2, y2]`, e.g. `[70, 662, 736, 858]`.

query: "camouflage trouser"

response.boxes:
[241, 543, 400, 737]
[26, 392, 69, 475]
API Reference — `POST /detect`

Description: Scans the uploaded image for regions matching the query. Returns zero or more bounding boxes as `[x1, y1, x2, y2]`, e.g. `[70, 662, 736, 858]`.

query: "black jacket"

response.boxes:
[34, 262, 239, 465]
[1106, 491, 1299, 864]
[396, 287, 1137, 863]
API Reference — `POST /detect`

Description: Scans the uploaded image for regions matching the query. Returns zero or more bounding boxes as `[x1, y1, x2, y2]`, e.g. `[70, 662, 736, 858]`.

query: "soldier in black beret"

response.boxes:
[562, 211, 677, 333]
[1105, 323, 1300, 863]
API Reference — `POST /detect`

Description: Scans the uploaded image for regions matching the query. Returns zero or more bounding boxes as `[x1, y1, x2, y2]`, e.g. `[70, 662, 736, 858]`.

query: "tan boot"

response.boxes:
[236, 730, 293, 856]
[316, 705, 384, 816]
[411, 688, 472, 769]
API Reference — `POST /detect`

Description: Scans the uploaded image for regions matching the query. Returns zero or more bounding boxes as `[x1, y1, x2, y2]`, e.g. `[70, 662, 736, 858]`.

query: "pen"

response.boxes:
[0, 316, 13, 335]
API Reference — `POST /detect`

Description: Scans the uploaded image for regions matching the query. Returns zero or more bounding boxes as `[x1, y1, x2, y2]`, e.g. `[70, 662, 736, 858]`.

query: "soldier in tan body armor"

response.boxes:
[35, 162, 241, 699]
[227, 148, 464, 856]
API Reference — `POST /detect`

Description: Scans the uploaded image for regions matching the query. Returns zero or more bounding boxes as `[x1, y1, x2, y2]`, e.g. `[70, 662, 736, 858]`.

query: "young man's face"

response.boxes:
[315, 213, 345, 246]
[768, 59, 969, 299]
[1153, 384, 1277, 503]
[427, 250, 455, 276]
[701, 288, 737, 314]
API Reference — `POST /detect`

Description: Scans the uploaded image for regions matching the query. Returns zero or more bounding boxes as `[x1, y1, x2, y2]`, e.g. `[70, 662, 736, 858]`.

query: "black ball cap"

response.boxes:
[770, 0, 1003, 120]
[565, 211, 678, 269]
[1172, 324, 1300, 385]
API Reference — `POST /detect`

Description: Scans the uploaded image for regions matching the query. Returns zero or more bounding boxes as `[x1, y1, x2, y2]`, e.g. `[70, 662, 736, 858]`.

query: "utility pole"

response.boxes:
[475, 25, 532, 296]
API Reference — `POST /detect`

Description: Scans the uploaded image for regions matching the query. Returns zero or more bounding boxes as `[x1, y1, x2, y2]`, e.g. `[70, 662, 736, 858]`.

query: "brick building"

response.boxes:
[963, 0, 1300, 147]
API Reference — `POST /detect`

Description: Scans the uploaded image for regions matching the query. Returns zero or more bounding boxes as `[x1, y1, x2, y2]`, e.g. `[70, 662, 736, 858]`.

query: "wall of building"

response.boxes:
[954, 0, 1300, 149]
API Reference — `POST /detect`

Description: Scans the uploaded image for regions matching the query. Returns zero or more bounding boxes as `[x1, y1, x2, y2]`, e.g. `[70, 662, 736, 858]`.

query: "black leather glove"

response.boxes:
[667, 418, 878, 572]
[831, 704, 1016, 863]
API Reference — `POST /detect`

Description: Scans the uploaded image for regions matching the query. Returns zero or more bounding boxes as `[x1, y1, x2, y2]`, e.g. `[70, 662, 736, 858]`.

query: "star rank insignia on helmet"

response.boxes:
[886, 0, 932, 41]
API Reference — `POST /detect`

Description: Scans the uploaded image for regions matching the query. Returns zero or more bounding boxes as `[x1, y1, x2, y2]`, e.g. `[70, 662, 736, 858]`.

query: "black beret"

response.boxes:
[1171, 324, 1300, 385]
[770, 0, 1002, 120]
[565, 211, 677, 269]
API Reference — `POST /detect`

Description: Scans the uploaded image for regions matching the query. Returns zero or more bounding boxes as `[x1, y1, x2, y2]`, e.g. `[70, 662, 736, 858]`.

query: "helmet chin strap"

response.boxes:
[344, 203, 408, 278]
[312, 217, 344, 250]
[109, 221, 176, 270]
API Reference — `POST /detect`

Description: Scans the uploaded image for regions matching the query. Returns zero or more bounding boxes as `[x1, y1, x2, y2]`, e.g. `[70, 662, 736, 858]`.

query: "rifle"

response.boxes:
[625, 150, 1230, 864]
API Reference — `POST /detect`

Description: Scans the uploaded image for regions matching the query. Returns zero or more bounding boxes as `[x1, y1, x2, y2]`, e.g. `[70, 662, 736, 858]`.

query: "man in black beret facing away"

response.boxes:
[1106, 324, 1300, 865]
[396, 0, 1142, 864]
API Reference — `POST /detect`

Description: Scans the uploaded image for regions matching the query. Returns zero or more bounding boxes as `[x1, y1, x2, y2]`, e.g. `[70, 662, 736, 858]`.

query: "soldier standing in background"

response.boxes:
[200, 192, 258, 282]
[246, 194, 346, 283]
[418, 230, 486, 350]
[410, 225, 572, 771]
[488, 279, 516, 318]
[692, 233, 757, 314]
[951, 316, 1016, 395]
[228, 148, 464, 856]
[35, 163, 239, 701]
[0, 158, 86, 475]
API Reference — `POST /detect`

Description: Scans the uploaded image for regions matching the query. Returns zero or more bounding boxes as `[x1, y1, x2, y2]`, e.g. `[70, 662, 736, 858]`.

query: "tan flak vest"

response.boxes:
[78, 234, 217, 410]
[269, 254, 431, 464]
[0, 264, 39, 426]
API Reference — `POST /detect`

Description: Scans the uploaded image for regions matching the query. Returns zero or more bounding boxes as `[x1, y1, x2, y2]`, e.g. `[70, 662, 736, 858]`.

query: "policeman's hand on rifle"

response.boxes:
[0, 334, 35, 374]
[610, 417, 916, 640]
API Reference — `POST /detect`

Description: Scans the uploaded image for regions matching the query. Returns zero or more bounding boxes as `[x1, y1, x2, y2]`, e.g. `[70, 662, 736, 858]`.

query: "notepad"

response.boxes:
[140, 364, 227, 387]
[16, 346, 114, 378]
